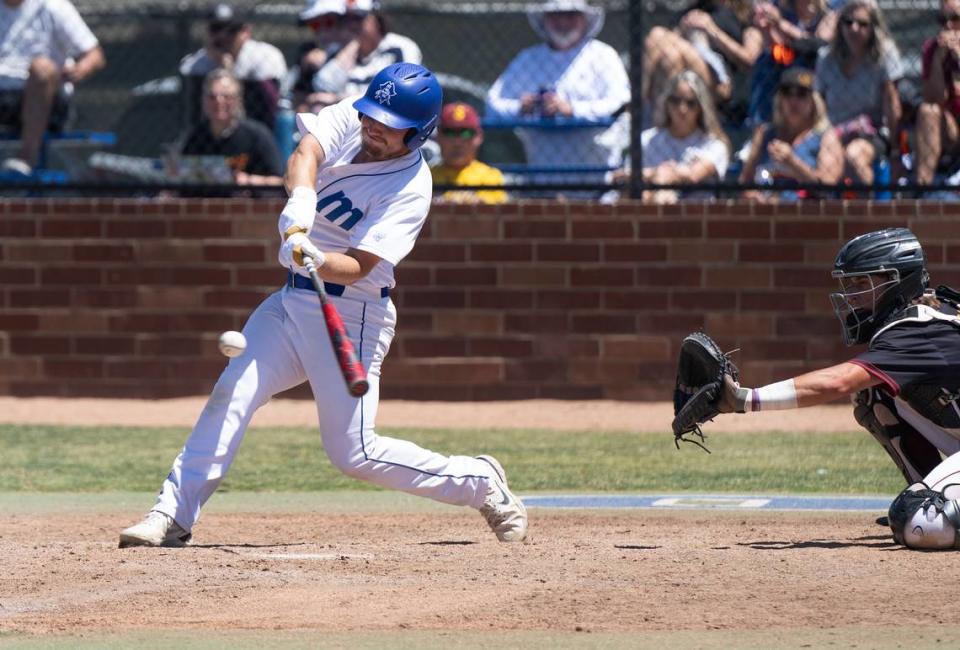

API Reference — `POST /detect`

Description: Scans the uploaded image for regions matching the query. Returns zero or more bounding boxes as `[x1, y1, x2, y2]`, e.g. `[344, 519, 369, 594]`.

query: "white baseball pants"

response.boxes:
[152, 286, 496, 530]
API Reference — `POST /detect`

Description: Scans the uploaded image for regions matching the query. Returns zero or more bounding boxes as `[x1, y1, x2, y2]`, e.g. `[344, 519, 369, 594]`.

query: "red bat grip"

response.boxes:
[321, 302, 369, 397]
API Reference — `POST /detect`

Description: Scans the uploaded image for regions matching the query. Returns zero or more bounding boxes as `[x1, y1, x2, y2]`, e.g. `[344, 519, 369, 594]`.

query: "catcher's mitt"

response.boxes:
[672, 331, 739, 452]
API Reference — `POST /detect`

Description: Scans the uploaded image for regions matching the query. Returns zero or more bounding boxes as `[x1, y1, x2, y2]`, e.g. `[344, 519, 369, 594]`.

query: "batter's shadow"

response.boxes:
[739, 535, 897, 550]
[192, 542, 312, 550]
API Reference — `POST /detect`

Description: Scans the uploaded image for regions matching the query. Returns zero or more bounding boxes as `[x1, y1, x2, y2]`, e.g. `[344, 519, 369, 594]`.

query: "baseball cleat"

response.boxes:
[118, 510, 192, 548]
[477, 455, 528, 542]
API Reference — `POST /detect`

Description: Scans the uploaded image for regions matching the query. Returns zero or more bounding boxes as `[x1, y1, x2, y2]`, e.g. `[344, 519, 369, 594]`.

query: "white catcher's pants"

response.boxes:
[153, 286, 496, 530]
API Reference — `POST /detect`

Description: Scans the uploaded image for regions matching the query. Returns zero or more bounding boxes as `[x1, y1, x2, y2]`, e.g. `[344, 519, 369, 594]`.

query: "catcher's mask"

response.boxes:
[829, 228, 928, 345]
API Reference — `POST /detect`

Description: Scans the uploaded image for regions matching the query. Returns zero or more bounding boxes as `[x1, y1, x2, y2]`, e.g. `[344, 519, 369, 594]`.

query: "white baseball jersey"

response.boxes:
[0, 0, 98, 90]
[292, 95, 433, 297]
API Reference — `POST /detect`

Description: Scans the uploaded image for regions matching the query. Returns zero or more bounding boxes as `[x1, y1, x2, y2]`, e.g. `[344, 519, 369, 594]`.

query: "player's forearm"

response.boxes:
[284, 147, 319, 193]
[735, 362, 876, 411]
[792, 362, 876, 407]
[312, 251, 365, 284]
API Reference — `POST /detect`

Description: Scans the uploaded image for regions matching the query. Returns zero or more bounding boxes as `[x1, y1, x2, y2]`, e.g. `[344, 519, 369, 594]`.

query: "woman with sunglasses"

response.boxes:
[739, 67, 842, 201]
[915, 0, 960, 186]
[814, 0, 902, 189]
[637, 70, 730, 203]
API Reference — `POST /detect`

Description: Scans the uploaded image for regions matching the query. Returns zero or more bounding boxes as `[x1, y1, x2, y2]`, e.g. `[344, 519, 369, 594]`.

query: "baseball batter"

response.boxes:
[119, 62, 528, 547]
[679, 228, 960, 550]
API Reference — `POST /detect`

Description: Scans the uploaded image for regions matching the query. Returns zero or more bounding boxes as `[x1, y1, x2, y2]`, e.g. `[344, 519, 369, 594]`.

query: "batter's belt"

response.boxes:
[286, 271, 390, 299]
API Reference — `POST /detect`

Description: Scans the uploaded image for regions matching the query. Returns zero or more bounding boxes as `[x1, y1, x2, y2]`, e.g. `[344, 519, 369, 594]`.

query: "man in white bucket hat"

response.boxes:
[485, 0, 630, 195]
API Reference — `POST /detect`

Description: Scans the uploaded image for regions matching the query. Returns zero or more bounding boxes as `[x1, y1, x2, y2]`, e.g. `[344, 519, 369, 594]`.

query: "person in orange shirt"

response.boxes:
[431, 102, 507, 204]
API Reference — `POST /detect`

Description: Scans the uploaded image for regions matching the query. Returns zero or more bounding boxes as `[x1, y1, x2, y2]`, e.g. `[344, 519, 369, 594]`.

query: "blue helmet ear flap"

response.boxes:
[406, 114, 438, 146]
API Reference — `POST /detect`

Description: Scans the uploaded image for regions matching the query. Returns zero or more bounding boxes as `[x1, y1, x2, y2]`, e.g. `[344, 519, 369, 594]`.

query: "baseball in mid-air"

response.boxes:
[218, 331, 247, 358]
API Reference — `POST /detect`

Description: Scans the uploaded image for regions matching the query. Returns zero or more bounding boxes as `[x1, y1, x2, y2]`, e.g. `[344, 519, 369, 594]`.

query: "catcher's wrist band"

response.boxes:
[744, 379, 798, 411]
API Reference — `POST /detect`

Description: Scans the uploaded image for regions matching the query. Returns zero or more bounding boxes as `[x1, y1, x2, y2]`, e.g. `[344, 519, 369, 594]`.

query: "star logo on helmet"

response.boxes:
[374, 81, 397, 106]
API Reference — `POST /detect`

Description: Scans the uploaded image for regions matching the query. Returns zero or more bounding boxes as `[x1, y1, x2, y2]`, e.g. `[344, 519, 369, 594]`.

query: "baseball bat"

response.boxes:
[303, 256, 370, 397]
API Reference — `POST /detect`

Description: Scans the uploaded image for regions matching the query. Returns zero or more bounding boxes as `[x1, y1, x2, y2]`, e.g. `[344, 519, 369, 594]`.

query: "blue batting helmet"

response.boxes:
[352, 63, 442, 150]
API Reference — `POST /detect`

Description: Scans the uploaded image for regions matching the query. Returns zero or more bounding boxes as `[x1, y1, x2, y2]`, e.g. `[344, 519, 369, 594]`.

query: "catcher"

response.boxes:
[673, 227, 960, 550]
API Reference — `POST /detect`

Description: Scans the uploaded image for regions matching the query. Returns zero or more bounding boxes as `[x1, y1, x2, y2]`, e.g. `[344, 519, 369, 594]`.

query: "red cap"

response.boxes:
[440, 102, 481, 131]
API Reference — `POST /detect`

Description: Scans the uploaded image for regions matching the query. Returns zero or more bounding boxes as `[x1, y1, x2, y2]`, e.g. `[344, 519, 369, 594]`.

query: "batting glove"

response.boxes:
[279, 232, 326, 271]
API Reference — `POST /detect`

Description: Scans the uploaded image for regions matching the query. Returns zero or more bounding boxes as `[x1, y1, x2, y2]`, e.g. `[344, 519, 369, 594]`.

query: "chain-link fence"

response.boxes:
[0, 0, 954, 200]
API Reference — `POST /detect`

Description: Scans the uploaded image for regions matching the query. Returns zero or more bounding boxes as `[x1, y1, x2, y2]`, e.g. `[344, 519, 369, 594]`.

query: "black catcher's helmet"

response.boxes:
[830, 228, 929, 345]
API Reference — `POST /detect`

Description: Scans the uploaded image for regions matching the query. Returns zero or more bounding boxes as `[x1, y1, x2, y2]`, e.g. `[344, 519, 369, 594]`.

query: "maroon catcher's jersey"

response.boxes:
[850, 303, 960, 431]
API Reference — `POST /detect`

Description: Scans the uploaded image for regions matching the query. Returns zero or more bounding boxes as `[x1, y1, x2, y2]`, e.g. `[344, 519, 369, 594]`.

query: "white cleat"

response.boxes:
[477, 455, 528, 542]
[118, 511, 192, 548]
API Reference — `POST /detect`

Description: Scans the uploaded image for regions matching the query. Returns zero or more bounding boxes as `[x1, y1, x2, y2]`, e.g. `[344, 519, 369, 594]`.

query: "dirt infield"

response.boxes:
[4, 506, 956, 640]
[0, 396, 858, 432]
[5, 398, 947, 646]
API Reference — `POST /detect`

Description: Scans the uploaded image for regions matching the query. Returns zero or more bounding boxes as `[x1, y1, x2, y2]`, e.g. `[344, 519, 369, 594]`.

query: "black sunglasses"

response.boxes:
[841, 16, 871, 29]
[209, 22, 242, 34]
[666, 95, 699, 110]
[780, 85, 812, 98]
[439, 127, 477, 139]
[940, 12, 960, 24]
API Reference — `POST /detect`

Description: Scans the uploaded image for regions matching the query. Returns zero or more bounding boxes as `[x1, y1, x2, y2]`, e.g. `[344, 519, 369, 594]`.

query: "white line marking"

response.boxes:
[247, 552, 374, 560]
[652, 497, 771, 509]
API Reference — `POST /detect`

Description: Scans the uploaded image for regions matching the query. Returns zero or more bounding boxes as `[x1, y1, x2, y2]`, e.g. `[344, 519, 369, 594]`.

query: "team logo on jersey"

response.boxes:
[316, 190, 364, 231]
[374, 81, 397, 106]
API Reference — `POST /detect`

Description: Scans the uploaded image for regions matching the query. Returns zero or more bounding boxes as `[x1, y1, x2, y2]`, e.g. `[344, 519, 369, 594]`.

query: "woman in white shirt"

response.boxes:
[639, 69, 731, 202]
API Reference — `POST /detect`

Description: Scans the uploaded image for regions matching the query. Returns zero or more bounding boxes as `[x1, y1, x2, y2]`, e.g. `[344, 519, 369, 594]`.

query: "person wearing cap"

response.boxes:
[0, 0, 105, 177]
[179, 3, 287, 131]
[431, 103, 507, 205]
[738, 67, 843, 201]
[747, 0, 836, 126]
[485, 0, 630, 194]
[289, 0, 421, 114]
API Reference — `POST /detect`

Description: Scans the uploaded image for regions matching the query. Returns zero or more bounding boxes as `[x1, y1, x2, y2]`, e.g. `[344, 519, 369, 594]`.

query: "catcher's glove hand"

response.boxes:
[671, 331, 741, 452]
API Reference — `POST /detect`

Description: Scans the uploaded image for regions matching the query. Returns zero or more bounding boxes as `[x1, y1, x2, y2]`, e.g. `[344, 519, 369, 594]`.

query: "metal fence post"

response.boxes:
[628, 0, 643, 200]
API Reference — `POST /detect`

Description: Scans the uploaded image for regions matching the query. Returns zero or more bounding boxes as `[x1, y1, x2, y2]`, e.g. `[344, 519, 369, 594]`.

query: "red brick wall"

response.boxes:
[1, 198, 958, 400]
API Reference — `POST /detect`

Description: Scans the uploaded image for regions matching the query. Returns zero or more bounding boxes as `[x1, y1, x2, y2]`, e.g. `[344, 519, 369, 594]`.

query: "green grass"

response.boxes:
[0, 423, 904, 494]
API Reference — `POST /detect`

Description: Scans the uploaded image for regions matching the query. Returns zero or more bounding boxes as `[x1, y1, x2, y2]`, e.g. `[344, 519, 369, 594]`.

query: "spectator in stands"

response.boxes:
[643, 0, 762, 120]
[747, 0, 836, 126]
[0, 0, 105, 177]
[177, 69, 282, 187]
[289, 0, 421, 114]
[179, 3, 287, 131]
[636, 70, 730, 203]
[739, 67, 843, 200]
[485, 0, 630, 191]
[431, 102, 507, 205]
[815, 0, 901, 186]
[915, 0, 960, 186]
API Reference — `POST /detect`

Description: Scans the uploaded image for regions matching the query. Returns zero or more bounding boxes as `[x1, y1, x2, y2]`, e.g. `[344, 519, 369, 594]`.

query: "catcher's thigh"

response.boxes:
[854, 389, 941, 484]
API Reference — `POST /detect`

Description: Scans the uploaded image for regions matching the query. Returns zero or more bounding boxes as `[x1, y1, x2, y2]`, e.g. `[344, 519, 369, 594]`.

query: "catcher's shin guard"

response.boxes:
[854, 389, 941, 484]
[888, 484, 960, 549]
